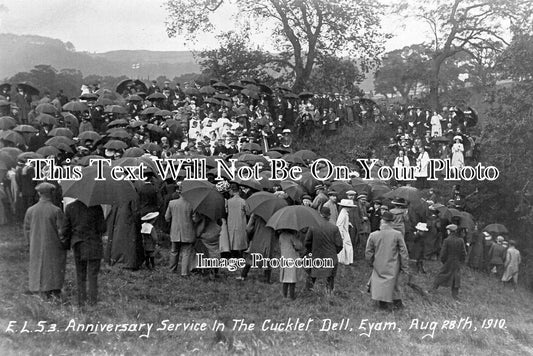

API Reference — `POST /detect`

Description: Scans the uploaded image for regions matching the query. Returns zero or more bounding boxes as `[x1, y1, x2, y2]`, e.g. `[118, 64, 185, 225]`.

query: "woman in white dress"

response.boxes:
[430, 111, 443, 137]
[336, 199, 355, 265]
[451, 135, 464, 168]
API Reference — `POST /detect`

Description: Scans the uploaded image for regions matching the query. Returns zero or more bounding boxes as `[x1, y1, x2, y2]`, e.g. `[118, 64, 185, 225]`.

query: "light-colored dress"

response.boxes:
[430, 114, 443, 136]
[451, 143, 464, 167]
[336, 208, 353, 265]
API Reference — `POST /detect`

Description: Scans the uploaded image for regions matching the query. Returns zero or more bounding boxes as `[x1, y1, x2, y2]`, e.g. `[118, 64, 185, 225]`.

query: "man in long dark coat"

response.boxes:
[304, 206, 343, 294]
[431, 224, 467, 300]
[23, 182, 68, 297]
[62, 200, 106, 307]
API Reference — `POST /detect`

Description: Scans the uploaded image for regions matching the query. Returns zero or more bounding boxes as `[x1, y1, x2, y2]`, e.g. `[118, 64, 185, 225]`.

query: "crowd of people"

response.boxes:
[0, 79, 520, 311]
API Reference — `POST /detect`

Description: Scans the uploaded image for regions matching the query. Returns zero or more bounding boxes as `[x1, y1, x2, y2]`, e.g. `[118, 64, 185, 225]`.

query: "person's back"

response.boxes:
[166, 197, 194, 243]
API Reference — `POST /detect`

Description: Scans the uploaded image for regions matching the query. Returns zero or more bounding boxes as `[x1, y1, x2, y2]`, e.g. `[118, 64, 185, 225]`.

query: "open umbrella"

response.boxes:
[49, 127, 74, 139]
[0, 130, 25, 145]
[146, 123, 165, 135]
[184, 87, 200, 96]
[36, 113, 58, 126]
[78, 131, 102, 142]
[329, 181, 353, 198]
[0, 116, 17, 130]
[246, 191, 288, 221]
[113, 156, 158, 174]
[126, 94, 143, 102]
[141, 107, 159, 115]
[266, 205, 323, 231]
[298, 91, 314, 99]
[369, 182, 391, 200]
[63, 101, 88, 112]
[258, 170, 281, 191]
[258, 83, 273, 95]
[238, 153, 268, 165]
[95, 97, 114, 106]
[294, 149, 317, 162]
[17, 151, 42, 161]
[213, 82, 229, 90]
[241, 88, 259, 100]
[36, 103, 57, 115]
[269, 146, 292, 154]
[384, 186, 422, 205]
[123, 147, 145, 158]
[181, 180, 225, 221]
[13, 125, 39, 134]
[140, 142, 162, 153]
[280, 180, 305, 202]
[199, 85, 216, 95]
[115, 79, 134, 94]
[241, 142, 263, 153]
[233, 177, 263, 191]
[108, 118, 129, 127]
[77, 155, 106, 167]
[36, 145, 60, 157]
[18, 82, 39, 96]
[154, 110, 172, 117]
[213, 93, 231, 102]
[107, 128, 130, 140]
[61, 165, 137, 206]
[104, 140, 128, 150]
[129, 120, 147, 128]
[0, 147, 22, 164]
[350, 177, 372, 195]
[104, 105, 127, 114]
[265, 151, 283, 159]
[283, 154, 306, 166]
[229, 81, 244, 90]
[284, 93, 299, 99]
[80, 93, 99, 101]
[146, 92, 166, 100]
[45, 136, 75, 147]
[483, 223, 508, 235]
[298, 171, 319, 195]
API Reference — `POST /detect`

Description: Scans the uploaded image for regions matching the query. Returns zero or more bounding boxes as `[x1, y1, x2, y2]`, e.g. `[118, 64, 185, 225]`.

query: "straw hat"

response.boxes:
[415, 222, 428, 231]
[338, 199, 356, 208]
[141, 212, 160, 221]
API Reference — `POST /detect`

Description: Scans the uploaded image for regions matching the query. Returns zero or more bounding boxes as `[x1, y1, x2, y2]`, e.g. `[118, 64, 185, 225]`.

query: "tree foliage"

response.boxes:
[164, 0, 387, 91]
[397, 0, 533, 109]
[307, 56, 364, 95]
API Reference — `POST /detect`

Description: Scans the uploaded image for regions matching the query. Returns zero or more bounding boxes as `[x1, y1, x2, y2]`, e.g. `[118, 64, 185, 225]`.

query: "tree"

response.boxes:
[374, 44, 431, 100]
[164, 0, 386, 91]
[397, 0, 532, 110]
[308, 56, 364, 94]
[196, 31, 279, 84]
[497, 33, 533, 81]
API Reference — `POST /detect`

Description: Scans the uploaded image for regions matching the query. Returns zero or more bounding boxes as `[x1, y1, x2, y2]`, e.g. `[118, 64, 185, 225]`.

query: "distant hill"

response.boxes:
[0, 33, 200, 80]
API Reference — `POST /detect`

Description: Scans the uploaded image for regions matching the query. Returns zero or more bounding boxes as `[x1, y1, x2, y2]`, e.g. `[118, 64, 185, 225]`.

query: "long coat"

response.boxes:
[502, 247, 521, 282]
[304, 218, 343, 279]
[467, 231, 484, 269]
[336, 208, 353, 265]
[24, 198, 67, 292]
[245, 214, 276, 262]
[106, 197, 144, 269]
[165, 197, 195, 243]
[434, 233, 466, 289]
[365, 224, 409, 303]
[226, 195, 248, 251]
[62, 200, 106, 260]
[279, 231, 304, 283]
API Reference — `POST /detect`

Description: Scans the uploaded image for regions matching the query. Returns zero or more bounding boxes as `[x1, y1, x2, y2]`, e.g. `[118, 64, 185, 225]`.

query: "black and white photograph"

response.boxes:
[0, 0, 532, 354]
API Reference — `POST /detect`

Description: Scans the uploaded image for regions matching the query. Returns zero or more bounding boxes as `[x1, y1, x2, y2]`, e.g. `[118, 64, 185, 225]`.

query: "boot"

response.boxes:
[282, 283, 288, 298]
[169, 251, 179, 272]
[288, 283, 296, 300]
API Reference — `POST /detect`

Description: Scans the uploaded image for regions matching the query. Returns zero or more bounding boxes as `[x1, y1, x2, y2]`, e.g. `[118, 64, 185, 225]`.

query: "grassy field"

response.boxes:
[1, 222, 533, 355]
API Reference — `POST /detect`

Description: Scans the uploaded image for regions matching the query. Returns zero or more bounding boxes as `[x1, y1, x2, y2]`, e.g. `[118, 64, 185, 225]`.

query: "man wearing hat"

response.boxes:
[62, 198, 106, 307]
[304, 206, 343, 294]
[323, 191, 338, 224]
[365, 211, 410, 310]
[390, 197, 410, 237]
[413, 222, 429, 273]
[337, 199, 356, 265]
[356, 194, 371, 253]
[431, 224, 466, 300]
[311, 184, 328, 211]
[24, 183, 69, 298]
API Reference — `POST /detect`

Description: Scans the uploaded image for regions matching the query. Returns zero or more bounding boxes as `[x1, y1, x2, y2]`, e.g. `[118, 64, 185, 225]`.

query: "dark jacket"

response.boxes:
[62, 200, 106, 260]
[304, 218, 343, 278]
[434, 233, 466, 289]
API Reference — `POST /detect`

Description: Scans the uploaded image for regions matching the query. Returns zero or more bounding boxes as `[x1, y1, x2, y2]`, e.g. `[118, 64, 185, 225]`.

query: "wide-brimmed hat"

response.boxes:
[392, 197, 407, 206]
[382, 211, 394, 221]
[314, 184, 326, 191]
[453, 135, 463, 141]
[141, 212, 160, 221]
[338, 199, 356, 208]
[346, 190, 357, 196]
[496, 235, 505, 243]
[415, 222, 428, 231]
[446, 224, 458, 231]
[302, 194, 312, 201]
[357, 194, 367, 200]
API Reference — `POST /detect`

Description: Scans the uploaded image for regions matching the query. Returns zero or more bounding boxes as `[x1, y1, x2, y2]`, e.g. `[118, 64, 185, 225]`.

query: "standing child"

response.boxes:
[502, 240, 521, 289]
[141, 212, 159, 270]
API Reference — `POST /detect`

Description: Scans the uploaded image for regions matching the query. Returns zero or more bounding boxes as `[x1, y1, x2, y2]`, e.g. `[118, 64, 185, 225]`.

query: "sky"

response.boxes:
[0, 0, 430, 53]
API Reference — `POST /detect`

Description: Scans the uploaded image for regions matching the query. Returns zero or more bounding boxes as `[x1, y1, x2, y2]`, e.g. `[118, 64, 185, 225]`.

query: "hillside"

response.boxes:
[0, 33, 200, 80]
[0, 222, 532, 355]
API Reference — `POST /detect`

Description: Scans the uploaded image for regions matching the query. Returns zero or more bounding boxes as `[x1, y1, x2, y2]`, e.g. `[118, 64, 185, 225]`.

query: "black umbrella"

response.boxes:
[199, 86, 216, 95]
[115, 79, 134, 94]
[229, 81, 244, 90]
[80, 92, 99, 101]
[298, 91, 314, 99]
[212, 82, 229, 90]
[17, 82, 39, 96]
[258, 83, 273, 95]
[146, 92, 166, 100]
[133, 80, 148, 92]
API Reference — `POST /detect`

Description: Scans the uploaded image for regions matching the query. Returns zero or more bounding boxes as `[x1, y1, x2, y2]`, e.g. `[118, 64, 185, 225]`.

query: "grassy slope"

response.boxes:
[1, 223, 533, 355]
